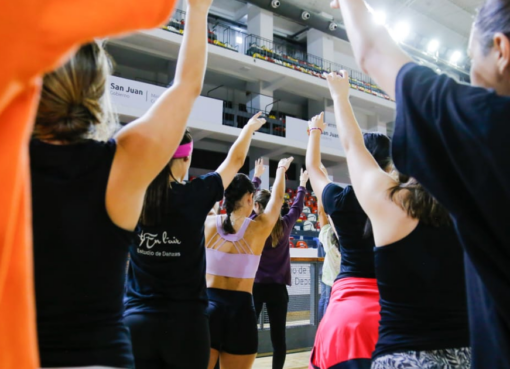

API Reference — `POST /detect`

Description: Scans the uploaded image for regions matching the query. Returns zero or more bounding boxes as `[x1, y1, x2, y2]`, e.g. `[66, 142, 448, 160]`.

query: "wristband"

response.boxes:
[277, 166, 287, 172]
[309, 127, 323, 135]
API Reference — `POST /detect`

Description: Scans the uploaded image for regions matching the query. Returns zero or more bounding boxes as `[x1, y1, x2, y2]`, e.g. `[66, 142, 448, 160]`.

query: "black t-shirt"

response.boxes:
[393, 62, 510, 369]
[31, 139, 135, 368]
[322, 184, 375, 280]
[124, 172, 224, 316]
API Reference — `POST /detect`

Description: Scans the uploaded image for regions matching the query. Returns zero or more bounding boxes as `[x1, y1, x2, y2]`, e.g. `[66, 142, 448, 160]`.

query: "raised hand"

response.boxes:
[330, 0, 340, 9]
[308, 112, 326, 133]
[277, 156, 294, 172]
[254, 158, 266, 178]
[325, 70, 350, 100]
[247, 112, 267, 132]
[300, 168, 309, 187]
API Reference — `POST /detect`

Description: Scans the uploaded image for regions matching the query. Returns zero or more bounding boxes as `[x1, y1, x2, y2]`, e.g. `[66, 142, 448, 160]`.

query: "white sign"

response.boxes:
[109, 76, 223, 126]
[109, 76, 165, 112]
[286, 116, 340, 150]
[288, 263, 312, 296]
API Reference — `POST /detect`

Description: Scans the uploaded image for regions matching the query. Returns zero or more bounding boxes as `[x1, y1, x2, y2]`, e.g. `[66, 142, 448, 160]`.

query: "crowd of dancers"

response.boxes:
[2, 0, 510, 369]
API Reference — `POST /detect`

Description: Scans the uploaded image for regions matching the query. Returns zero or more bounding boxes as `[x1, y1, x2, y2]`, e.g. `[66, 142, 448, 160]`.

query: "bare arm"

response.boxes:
[216, 113, 266, 189]
[305, 113, 331, 203]
[325, 71, 395, 221]
[257, 157, 294, 235]
[107, 0, 211, 230]
[332, 0, 411, 99]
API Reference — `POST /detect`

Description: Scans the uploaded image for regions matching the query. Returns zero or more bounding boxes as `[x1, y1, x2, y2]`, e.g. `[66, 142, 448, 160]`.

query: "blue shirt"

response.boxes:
[124, 172, 224, 316]
[393, 62, 510, 369]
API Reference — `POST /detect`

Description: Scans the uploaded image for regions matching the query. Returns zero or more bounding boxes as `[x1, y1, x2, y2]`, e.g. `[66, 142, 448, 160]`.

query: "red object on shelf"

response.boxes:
[296, 241, 308, 249]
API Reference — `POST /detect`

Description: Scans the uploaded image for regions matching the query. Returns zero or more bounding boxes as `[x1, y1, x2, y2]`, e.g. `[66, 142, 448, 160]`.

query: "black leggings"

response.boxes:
[124, 311, 210, 369]
[253, 283, 289, 369]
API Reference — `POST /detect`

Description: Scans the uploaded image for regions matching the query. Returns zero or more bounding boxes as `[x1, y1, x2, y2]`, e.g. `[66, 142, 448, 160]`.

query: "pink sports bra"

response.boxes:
[206, 216, 261, 279]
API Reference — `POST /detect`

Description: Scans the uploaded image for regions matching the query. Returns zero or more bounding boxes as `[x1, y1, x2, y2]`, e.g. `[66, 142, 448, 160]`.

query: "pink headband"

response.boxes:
[173, 141, 193, 158]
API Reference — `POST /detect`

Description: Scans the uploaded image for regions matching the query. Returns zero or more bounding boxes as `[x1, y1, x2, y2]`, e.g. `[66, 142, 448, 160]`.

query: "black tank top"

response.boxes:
[373, 222, 469, 359]
[30, 139, 135, 368]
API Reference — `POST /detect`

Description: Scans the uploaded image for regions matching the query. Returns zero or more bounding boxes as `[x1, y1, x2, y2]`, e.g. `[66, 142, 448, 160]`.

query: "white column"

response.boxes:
[247, 5, 274, 41]
[247, 81, 274, 113]
[307, 29, 335, 65]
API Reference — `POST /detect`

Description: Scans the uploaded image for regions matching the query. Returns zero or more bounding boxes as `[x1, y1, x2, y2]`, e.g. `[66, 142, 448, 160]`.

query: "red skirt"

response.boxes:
[310, 277, 380, 369]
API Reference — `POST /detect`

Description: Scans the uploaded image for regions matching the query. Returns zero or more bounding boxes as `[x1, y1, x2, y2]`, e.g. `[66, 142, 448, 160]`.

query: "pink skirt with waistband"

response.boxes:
[310, 277, 380, 369]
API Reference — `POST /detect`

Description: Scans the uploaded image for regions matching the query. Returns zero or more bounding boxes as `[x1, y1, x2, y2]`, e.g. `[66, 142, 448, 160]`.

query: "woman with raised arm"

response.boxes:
[323, 71, 470, 369]
[2, 1, 180, 367]
[30, 1, 210, 368]
[306, 114, 392, 369]
[330, 2, 510, 367]
[204, 157, 294, 369]
[124, 113, 265, 369]
[251, 168, 309, 369]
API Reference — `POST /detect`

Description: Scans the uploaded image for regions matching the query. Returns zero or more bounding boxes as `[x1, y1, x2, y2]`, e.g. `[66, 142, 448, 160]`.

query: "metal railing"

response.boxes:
[161, 9, 392, 101]
[206, 86, 290, 137]
[162, 10, 246, 53]
[244, 34, 392, 101]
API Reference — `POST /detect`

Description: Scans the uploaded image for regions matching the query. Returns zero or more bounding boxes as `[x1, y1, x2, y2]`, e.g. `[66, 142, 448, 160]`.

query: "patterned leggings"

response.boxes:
[372, 347, 471, 369]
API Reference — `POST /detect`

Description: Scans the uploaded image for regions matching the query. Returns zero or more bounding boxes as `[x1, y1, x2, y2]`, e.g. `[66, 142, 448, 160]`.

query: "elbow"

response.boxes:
[356, 43, 377, 75]
[174, 80, 202, 100]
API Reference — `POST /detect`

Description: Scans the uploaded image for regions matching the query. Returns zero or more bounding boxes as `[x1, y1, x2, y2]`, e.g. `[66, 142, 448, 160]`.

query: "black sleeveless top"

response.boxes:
[322, 184, 375, 280]
[373, 222, 470, 359]
[30, 139, 135, 368]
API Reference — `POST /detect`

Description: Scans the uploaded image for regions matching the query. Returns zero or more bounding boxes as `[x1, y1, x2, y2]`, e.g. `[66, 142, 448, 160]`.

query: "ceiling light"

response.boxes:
[329, 22, 338, 31]
[302, 11, 311, 20]
[450, 50, 463, 65]
[373, 10, 386, 25]
[427, 39, 440, 54]
[392, 22, 410, 43]
[236, 36, 243, 44]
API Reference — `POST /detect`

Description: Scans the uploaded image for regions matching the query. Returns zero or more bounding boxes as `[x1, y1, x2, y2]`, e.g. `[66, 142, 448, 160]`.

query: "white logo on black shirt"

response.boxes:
[138, 231, 182, 249]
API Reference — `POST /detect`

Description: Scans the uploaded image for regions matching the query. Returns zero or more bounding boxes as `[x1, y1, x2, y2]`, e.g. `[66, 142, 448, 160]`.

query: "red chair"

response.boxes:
[296, 241, 308, 249]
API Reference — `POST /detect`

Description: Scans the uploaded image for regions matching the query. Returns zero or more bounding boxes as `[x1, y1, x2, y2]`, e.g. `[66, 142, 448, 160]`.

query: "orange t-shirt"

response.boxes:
[0, 1, 176, 368]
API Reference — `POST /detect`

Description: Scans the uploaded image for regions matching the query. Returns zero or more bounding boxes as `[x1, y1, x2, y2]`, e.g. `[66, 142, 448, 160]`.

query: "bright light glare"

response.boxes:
[392, 22, 410, 43]
[373, 10, 386, 25]
[450, 51, 463, 64]
[236, 36, 243, 44]
[427, 39, 440, 53]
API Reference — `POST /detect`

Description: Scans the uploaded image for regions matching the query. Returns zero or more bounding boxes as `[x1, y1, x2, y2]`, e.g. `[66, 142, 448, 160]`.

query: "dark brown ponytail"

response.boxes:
[223, 174, 256, 234]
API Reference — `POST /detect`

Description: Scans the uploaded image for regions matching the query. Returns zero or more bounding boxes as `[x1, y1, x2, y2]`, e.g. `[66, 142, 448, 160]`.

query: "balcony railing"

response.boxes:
[161, 10, 393, 102]
[245, 34, 392, 101]
[162, 10, 245, 53]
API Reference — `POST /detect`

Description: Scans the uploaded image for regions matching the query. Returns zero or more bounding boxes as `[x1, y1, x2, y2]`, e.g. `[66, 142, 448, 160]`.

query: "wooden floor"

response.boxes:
[252, 351, 311, 369]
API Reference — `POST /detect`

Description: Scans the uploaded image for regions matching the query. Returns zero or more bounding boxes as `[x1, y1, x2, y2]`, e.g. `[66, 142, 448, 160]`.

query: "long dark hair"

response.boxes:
[475, 0, 510, 54]
[363, 133, 391, 237]
[389, 176, 451, 227]
[140, 130, 192, 226]
[254, 189, 285, 247]
[223, 174, 256, 234]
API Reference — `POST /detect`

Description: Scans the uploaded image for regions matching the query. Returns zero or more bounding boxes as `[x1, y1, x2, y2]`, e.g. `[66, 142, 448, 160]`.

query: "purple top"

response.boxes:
[253, 186, 306, 285]
[206, 216, 261, 279]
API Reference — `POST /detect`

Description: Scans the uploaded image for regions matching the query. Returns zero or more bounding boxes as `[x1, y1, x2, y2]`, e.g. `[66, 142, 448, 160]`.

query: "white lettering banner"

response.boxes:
[285, 116, 340, 150]
[109, 76, 223, 126]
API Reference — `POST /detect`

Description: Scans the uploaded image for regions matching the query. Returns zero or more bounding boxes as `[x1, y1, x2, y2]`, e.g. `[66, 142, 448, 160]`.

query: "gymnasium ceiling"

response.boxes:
[211, 0, 483, 63]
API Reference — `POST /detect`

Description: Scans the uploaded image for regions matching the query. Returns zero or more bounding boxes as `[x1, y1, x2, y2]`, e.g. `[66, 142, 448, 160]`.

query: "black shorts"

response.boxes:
[124, 311, 210, 369]
[206, 288, 258, 355]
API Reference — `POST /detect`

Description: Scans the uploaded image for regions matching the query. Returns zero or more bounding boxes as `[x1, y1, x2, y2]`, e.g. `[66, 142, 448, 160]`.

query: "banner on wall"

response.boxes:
[286, 116, 341, 150]
[288, 264, 312, 296]
[109, 76, 223, 125]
